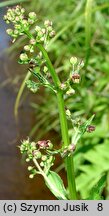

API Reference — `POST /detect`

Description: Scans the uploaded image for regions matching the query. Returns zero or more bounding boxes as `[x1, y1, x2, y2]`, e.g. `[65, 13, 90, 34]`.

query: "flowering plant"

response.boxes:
[4, 5, 96, 200]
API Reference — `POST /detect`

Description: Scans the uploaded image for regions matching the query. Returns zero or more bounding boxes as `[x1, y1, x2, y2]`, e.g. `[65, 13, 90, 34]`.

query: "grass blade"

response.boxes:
[85, 0, 93, 67]
[0, 0, 29, 8]
[14, 71, 31, 119]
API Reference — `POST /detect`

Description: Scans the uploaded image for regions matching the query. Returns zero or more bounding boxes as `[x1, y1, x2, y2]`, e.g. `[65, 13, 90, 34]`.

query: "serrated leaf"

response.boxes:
[87, 174, 106, 200]
[45, 171, 68, 200]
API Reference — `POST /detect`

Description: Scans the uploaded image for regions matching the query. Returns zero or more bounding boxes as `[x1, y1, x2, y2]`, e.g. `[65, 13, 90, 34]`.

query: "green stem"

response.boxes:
[57, 90, 77, 200]
[25, 31, 77, 199]
[36, 44, 61, 88]
[37, 45, 77, 199]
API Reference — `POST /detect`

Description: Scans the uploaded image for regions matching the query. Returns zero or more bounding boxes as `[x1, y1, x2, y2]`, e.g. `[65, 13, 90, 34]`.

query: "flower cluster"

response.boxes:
[4, 5, 55, 46]
[61, 143, 76, 158]
[4, 5, 31, 42]
[70, 56, 84, 84]
[59, 57, 84, 97]
[20, 138, 54, 178]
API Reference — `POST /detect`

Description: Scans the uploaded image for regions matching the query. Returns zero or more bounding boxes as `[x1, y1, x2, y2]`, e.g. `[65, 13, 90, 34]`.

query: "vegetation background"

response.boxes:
[0, 0, 109, 199]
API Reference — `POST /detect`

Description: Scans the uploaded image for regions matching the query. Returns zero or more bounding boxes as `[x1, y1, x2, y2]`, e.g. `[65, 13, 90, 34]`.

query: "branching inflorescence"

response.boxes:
[4, 5, 95, 200]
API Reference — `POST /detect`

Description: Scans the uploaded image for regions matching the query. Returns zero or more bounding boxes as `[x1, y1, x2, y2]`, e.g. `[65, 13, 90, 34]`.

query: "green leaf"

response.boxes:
[87, 174, 106, 200]
[79, 114, 95, 135]
[72, 114, 95, 144]
[45, 171, 68, 200]
[26, 80, 39, 93]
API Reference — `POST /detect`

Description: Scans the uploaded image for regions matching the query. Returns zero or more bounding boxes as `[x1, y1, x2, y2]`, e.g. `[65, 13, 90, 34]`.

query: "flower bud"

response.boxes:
[60, 83, 67, 90]
[29, 12, 36, 20]
[47, 26, 53, 32]
[68, 143, 76, 152]
[72, 73, 80, 83]
[29, 174, 34, 179]
[87, 125, 95, 133]
[6, 29, 13, 35]
[31, 142, 36, 147]
[66, 109, 71, 117]
[20, 53, 28, 61]
[49, 30, 55, 37]
[14, 29, 19, 35]
[30, 38, 36, 45]
[40, 162, 44, 167]
[33, 150, 41, 159]
[66, 88, 75, 95]
[42, 28, 46, 34]
[44, 20, 52, 27]
[70, 57, 77, 65]
[24, 45, 31, 51]
[43, 66, 48, 73]
[26, 158, 30, 162]
[35, 26, 41, 32]
[28, 166, 33, 171]
[21, 8, 25, 14]
[15, 16, 20, 22]
[41, 155, 47, 161]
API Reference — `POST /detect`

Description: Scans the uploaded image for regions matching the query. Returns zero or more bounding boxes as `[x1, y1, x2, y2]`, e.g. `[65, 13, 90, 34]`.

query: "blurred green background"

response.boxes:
[0, 0, 109, 199]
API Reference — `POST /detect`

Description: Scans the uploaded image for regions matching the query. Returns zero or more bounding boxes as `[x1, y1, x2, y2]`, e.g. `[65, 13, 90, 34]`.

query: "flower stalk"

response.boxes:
[5, 5, 94, 200]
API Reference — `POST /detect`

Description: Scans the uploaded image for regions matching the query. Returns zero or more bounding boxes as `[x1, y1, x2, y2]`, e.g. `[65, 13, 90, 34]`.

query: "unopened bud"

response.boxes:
[72, 73, 80, 83]
[35, 26, 41, 32]
[70, 57, 77, 65]
[66, 88, 75, 95]
[30, 38, 36, 45]
[20, 53, 28, 61]
[44, 20, 52, 27]
[41, 155, 47, 161]
[26, 158, 30, 162]
[68, 144, 76, 152]
[87, 125, 95, 133]
[66, 109, 71, 117]
[24, 45, 31, 51]
[29, 12, 36, 20]
[43, 66, 48, 73]
[6, 29, 13, 35]
[29, 174, 34, 179]
[28, 166, 33, 171]
[40, 162, 44, 167]
[33, 150, 41, 159]
[49, 30, 55, 37]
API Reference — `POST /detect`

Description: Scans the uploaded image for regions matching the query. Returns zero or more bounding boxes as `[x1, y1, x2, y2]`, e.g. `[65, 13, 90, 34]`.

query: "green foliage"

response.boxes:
[45, 171, 68, 200]
[3, 0, 109, 199]
[87, 174, 106, 200]
[75, 141, 109, 199]
[0, 0, 28, 8]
